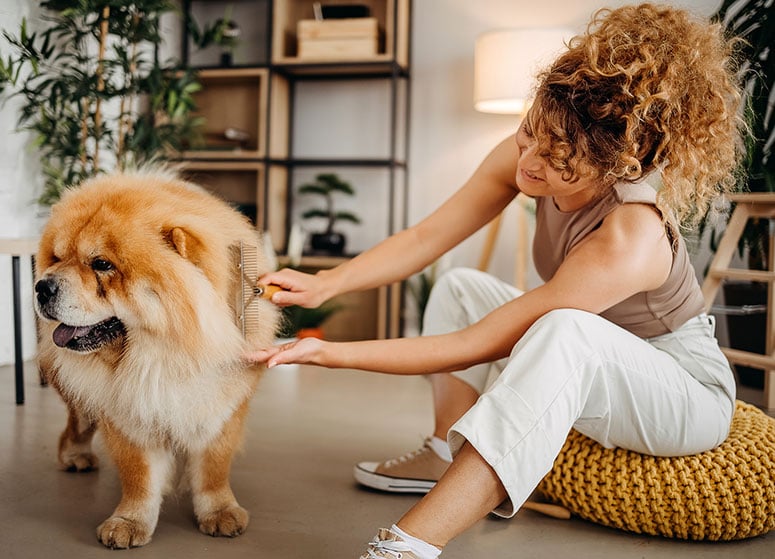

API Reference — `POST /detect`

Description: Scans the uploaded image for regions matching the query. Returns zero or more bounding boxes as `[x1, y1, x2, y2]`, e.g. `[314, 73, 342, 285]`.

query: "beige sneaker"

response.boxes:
[360, 528, 419, 559]
[354, 438, 450, 493]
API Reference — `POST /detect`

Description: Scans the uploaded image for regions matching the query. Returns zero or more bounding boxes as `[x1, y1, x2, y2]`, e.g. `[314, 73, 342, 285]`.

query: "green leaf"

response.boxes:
[301, 209, 330, 220]
[333, 211, 361, 224]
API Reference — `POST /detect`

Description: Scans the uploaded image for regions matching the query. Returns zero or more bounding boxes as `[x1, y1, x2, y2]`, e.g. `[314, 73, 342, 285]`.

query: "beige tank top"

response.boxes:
[532, 182, 706, 338]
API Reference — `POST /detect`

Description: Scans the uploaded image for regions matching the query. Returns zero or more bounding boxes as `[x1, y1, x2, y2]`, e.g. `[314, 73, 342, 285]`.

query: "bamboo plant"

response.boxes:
[0, 1, 203, 204]
[711, 0, 774, 269]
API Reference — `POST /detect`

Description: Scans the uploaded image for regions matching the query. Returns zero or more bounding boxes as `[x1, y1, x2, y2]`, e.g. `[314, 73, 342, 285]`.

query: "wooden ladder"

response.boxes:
[701, 193, 775, 410]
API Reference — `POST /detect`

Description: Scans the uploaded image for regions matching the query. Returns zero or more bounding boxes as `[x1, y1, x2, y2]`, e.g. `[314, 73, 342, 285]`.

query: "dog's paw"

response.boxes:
[97, 516, 152, 549]
[59, 450, 99, 472]
[198, 505, 249, 538]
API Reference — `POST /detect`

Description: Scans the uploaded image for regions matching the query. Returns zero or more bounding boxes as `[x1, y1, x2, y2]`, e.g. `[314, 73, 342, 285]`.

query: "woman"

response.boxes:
[249, 4, 745, 557]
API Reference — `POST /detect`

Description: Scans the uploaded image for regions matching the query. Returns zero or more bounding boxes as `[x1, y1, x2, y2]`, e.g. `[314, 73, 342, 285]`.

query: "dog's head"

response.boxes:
[35, 171, 278, 361]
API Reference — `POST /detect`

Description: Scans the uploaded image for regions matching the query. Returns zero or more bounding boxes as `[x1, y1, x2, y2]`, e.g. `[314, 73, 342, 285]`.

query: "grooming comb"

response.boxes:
[236, 241, 281, 337]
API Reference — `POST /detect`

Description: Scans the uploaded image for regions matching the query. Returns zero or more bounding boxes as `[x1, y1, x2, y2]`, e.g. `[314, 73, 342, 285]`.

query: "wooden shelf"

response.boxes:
[271, 157, 407, 167]
[271, 60, 409, 77]
[272, 0, 409, 68]
[178, 160, 265, 226]
[184, 68, 269, 159]
[281, 255, 400, 340]
[178, 160, 289, 255]
[184, 0, 271, 68]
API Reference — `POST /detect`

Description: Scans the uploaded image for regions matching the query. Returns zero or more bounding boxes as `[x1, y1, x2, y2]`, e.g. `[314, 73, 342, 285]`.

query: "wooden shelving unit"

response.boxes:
[184, 68, 269, 160]
[272, 0, 409, 68]
[178, 0, 411, 339]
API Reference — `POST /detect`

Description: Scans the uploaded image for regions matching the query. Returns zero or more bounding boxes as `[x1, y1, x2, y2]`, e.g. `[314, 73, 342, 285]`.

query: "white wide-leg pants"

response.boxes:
[422, 268, 736, 517]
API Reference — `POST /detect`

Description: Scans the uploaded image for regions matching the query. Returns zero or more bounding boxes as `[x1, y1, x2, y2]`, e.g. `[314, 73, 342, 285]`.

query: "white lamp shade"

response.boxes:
[474, 28, 572, 114]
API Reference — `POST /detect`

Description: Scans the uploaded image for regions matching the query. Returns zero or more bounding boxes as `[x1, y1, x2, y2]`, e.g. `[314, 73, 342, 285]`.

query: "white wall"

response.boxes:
[408, 0, 722, 284]
[0, 0, 722, 364]
[0, 0, 45, 366]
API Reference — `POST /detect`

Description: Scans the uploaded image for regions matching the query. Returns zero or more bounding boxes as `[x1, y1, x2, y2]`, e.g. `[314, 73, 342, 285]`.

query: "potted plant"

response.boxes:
[713, 0, 775, 267]
[277, 301, 344, 340]
[407, 261, 443, 333]
[187, 7, 241, 67]
[298, 173, 361, 255]
[709, 0, 774, 388]
[0, 0, 203, 204]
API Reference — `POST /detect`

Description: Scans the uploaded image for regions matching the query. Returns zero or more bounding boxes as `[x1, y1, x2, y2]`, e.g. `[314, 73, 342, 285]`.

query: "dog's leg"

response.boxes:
[96, 418, 173, 549]
[58, 399, 99, 472]
[189, 401, 250, 538]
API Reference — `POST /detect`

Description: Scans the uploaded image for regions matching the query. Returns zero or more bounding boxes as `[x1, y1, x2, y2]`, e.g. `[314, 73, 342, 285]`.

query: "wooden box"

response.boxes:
[297, 17, 378, 60]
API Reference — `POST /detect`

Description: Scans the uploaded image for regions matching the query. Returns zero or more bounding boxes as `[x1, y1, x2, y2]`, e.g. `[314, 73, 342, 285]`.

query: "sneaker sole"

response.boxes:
[353, 464, 436, 494]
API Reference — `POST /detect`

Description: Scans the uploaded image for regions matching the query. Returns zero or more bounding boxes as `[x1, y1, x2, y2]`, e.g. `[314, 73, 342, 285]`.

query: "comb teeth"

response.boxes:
[237, 241, 261, 337]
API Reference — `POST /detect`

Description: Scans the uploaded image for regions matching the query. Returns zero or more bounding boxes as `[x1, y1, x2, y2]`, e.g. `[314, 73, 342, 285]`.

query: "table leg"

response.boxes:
[12, 255, 25, 404]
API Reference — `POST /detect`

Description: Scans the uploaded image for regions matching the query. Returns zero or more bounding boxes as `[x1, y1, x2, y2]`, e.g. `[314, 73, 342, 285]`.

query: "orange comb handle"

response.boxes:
[255, 283, 283, 300]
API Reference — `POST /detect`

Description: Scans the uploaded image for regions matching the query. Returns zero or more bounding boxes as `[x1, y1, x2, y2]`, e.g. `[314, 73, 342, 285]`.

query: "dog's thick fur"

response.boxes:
[35, 171, 279, 548]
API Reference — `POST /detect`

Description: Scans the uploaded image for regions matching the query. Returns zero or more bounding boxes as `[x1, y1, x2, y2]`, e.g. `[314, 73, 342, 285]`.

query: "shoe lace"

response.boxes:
[383, 438, 432, 469]
[364, 536, 414, 559]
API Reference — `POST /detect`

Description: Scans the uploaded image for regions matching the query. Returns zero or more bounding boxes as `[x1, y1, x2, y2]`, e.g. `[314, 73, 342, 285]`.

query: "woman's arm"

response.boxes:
[249, 203, 673, 374]
[261, 135, 520, 308]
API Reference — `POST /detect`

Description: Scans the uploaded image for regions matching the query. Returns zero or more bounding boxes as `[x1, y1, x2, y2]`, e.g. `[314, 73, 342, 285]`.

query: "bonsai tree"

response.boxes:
[0, 0, 203, 204]
[298, 173, 361, 254]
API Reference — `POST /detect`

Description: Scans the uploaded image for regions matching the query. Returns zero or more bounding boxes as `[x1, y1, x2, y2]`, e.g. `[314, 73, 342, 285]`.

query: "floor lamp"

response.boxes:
[473, 28, 571, 290]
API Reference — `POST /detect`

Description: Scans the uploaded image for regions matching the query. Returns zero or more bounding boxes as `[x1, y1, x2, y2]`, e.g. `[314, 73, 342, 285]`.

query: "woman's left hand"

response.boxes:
[244, 337, 327, 368]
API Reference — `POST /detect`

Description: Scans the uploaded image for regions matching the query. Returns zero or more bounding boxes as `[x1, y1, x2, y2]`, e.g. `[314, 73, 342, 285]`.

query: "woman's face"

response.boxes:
[514, 115, 601, 211]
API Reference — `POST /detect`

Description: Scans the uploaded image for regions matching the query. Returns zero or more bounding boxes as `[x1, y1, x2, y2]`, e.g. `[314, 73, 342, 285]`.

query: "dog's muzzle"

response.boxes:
[35, 276, 126, 352]
[35, 276, 59, 313]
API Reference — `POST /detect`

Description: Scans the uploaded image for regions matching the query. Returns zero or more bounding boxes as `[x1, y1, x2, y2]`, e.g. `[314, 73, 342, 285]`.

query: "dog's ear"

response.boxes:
[164, 227, 204, 266]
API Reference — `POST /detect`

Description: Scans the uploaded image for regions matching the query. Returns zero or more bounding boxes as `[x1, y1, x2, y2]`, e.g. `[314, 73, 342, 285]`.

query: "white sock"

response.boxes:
[428, 436, 453, 462]
[391, 524, 442, 559]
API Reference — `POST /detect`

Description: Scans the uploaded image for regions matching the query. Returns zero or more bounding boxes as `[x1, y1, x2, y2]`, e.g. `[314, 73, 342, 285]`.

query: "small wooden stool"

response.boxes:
[701, 193, 775, 411]
[0, 238, 39, 404]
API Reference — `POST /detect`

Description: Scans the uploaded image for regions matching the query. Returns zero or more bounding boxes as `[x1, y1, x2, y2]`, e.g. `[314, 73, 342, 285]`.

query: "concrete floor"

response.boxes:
[1, 361, 773, 558]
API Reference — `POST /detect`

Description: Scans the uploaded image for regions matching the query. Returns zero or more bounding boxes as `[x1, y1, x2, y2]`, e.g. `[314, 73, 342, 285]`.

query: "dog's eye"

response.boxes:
[91, 258, 114, 272]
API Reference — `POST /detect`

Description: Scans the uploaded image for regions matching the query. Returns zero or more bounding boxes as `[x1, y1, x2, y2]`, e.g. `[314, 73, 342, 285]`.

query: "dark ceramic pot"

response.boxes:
[310, 232, 346, 254]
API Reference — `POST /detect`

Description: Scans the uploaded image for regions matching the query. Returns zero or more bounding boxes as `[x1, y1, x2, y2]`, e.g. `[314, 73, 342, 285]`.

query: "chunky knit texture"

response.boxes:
[538, 401, 775, 540]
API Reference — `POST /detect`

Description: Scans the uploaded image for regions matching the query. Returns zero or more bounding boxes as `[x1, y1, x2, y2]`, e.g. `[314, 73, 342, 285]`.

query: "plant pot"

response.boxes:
[310, 232, 346, 255]
[723, 281, 767, 389]
[297, 327, 324, 339]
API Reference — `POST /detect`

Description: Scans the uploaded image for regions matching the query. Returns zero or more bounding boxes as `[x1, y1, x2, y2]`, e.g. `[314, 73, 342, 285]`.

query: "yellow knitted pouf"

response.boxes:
[537, 401, 775, 540]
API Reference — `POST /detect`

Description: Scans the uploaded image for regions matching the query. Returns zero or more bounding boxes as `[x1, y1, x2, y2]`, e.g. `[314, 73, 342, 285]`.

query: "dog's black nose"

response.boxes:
[36, 277, 59, 306]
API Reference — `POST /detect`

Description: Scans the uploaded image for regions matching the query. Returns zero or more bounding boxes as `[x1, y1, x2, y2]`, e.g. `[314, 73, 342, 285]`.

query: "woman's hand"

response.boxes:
[258, 267, 333, 308]
[245, 337, 327, 368]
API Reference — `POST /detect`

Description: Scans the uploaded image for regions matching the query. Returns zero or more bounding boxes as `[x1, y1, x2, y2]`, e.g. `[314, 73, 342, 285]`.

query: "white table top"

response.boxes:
[0, 238, 40, 255]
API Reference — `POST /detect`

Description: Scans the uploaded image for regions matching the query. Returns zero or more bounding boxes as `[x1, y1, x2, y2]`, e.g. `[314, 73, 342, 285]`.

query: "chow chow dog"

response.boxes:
[35, 170, 279, 548]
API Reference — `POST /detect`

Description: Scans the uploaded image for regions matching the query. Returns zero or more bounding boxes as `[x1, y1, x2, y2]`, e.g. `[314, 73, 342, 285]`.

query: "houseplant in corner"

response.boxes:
[298, 173, 361, 255]
[710, 0, 774, 388]
[0, 0, 202, 205]
[277, 301, 344, 340]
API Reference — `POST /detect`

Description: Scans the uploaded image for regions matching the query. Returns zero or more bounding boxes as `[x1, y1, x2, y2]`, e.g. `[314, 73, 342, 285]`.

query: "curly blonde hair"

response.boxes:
[530, 3, 745, 228]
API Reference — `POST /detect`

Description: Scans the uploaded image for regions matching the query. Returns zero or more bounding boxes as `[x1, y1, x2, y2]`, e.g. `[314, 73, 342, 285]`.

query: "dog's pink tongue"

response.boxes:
[53, 324, 91, 347]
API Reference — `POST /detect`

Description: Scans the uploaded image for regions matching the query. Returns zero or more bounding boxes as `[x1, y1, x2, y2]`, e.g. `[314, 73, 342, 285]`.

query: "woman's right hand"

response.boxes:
[258, 267, 333, 308]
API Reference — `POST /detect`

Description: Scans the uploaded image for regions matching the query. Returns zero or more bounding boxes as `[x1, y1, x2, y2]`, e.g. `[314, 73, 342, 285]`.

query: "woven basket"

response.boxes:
[538, 401, 775, 540]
